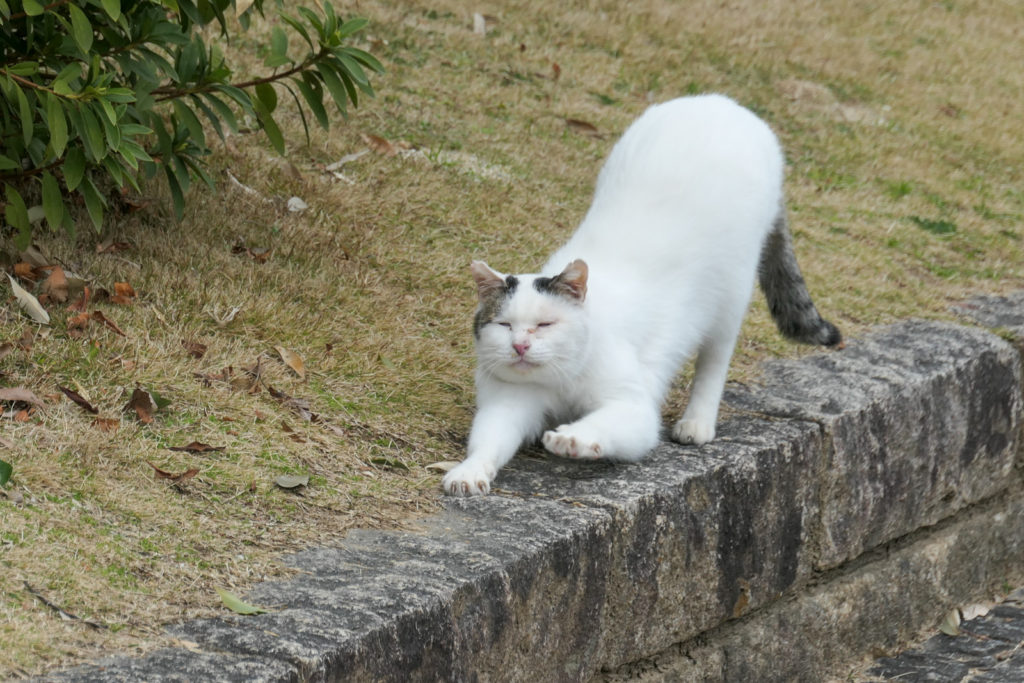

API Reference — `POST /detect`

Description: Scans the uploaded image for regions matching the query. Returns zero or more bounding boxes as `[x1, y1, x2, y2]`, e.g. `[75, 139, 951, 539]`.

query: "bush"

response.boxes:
[0, 0, 382, 247]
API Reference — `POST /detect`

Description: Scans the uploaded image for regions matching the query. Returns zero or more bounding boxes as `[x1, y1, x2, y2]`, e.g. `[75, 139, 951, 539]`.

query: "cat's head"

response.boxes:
[471, 259, 590, 386]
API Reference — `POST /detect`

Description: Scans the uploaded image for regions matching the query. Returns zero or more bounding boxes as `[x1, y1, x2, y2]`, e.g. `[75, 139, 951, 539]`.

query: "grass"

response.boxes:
[3, 0, 1024, 675]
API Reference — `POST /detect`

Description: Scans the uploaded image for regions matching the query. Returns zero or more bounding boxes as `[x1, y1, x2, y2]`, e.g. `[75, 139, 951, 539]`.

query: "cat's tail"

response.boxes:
[758, 208, 842, 347]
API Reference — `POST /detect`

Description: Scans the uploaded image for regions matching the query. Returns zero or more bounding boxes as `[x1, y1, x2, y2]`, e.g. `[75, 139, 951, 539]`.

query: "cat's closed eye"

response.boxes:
[537, 322, 555, 327]
[497, 322, 512, 328]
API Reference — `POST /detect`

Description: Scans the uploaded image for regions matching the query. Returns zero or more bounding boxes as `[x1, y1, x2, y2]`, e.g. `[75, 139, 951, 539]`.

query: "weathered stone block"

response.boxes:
[725, 320, 1021, 569]
[39, 648, 297, 682]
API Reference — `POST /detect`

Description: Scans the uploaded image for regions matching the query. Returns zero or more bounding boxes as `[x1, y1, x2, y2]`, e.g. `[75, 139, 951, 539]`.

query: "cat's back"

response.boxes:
[595, 94, 782, 203]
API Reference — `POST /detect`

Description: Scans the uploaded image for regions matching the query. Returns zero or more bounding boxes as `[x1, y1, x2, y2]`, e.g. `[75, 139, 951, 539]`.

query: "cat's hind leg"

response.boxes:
[543, 399, 660, 461]
[672, 322, 742, 446]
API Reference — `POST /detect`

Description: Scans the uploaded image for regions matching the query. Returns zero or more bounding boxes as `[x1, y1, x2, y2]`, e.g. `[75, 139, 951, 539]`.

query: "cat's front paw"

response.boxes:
[442, 460, 495, 497]
[672, 418, 715, 446]
[543, 428, 603, 459]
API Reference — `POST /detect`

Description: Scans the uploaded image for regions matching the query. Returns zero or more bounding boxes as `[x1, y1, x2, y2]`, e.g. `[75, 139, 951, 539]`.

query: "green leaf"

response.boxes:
[46, 94, 68, 158]
[64, 147, 87, 191]
[40, 172, 64, 232]
[22, 0, 43, 16]
[0, 458, 11, 486]
[101, 0, 121, 20]
[4, 184, 30, 236]
[254, 82, 277, 113]
[253, 100, 285, 155]
[316, 63, 348, 114]
[338, 17, 369, 39]
[199, 93, 238, 134]
[337, 52, 369, 86]
[14, 85, 32, 147]
[279, 13, 314, 50]
[68, 4, 94, 54]
[295, 76, 329, 129]
[171, 99, 205, 148]
[342, 46, 385, 74]
[80, 176, 106, 231]
[8, 62, 39, 76]
[0, 154, 17, 171]
[270, 25, 288, 61]
[164, 163, 185, 220]
[215, 587, 272, 615]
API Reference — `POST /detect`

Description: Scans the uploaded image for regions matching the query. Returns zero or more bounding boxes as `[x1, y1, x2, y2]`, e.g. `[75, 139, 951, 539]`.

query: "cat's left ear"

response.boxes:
[470, 260, 507, 301]
[549, 259, 588, 302]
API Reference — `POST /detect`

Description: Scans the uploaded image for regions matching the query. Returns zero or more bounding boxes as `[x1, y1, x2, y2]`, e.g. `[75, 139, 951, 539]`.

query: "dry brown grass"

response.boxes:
[3, 0, 1023, 675]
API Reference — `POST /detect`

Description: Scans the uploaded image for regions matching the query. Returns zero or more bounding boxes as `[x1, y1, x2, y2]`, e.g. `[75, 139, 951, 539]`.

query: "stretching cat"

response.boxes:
[443, 94, 841, 497]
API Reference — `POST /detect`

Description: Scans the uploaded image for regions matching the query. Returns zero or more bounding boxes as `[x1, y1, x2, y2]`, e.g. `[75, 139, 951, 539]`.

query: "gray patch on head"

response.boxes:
[473, 277, 517, 339]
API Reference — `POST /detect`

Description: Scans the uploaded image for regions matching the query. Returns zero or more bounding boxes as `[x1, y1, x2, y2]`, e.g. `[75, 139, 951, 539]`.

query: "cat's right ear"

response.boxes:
[470, 261, 507, 301]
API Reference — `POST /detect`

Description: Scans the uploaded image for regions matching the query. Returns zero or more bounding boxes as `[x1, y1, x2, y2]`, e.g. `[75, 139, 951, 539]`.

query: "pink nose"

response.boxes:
[513, 341, 530, 357]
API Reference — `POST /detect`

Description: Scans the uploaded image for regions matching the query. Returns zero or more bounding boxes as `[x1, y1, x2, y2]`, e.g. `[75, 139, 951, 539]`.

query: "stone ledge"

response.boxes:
[42, 298, 1024, 682]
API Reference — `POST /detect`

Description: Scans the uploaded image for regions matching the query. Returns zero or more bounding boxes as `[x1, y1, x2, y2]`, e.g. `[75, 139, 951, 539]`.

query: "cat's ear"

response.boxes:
[549, 259, 588, 302]
[470, 260, 507, 300]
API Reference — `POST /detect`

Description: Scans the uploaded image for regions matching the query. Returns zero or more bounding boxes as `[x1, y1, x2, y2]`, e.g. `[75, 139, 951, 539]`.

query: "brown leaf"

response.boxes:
[91, 310, 127, 337]
[41, 266, 69, 303]
[0, 387, 46, 407]
[113, 282, 136, 299]
[20, 246, 51, 268]
[147, 461, 199, 482]
[96, 239, 131, 255]
[109, 295, 134, 306]
[0, 342, 13, 361]
[13, 408, 32, 422]
[125, 387, 156, 423]
[274, 346, 306, 379]
[94, 417, 120, 432]
[267, 385, 315, 421]
[167, 441, 225, 453]
[361, 133, 398, 156]
[16, 328, 33, 351]
[67, 286, 91, 313]
[552, 62, 561, 81]
[58, 385, 98, 414]
[566, 118, 603, 138]
[182, 339, 207, 359]
[13, 262, 36, 281]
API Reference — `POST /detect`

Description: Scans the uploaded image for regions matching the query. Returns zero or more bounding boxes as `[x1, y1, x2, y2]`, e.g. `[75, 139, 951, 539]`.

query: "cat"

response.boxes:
[443, 93, 841, 497]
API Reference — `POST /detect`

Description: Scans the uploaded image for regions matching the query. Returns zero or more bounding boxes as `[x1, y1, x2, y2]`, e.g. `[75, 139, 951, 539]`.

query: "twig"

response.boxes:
[23, 582, 108, 630]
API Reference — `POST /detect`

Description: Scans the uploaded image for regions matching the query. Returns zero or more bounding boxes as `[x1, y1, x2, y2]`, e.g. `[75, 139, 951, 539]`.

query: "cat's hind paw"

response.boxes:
[543, 428, 603, 459]
[672, 418, 715, 446]
[442, 460, 495, 497]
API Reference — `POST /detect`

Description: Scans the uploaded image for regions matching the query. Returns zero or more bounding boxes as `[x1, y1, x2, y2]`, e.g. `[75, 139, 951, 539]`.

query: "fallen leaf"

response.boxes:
[67, 287, 91, 313]
[472, 11, 486, 34]
[7, 274, 50, 325]
[274, 473, 309, 489]
[13, 408, 31, 422]
[939, 608, 961, 637]
[20, 245, 51, 268]
[0, 343, 13, 361]
[13, 262, 35, 281]
[41, 266, 69, 303]
[207, 304, 242, 327]
[275, 346, 306, 379]
[58, 386, 98, 414]
[267, 385, 314, 421]
[215, 586, 271, 615]
[0, 458, 11, 486]
[425, 461, 461, 473]
[16, 328, 33, 351]
[0, 387, 45, 407]
[566, 118, 603, 138]
[94, 417, 120, 432]
[147, 461, 199, 482]
[325, 149, 369, 171]
[91, 310, 126, 337]
[125, 387, 157, 423]
[370, 456, 410, 471]
[167, 441, 225, 453]
[67, 312, 91, 334]
[114, 282, 136, 299]
[286, 196, 308, 212]
[95, 239, 131, 254]
[361, 133, 397, 156]
[182, 340, 207, 359]
[552, 62, 561, 81]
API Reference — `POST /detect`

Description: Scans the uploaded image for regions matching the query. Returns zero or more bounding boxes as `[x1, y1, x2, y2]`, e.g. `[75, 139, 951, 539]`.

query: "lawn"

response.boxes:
[2, 0, 1023, 675]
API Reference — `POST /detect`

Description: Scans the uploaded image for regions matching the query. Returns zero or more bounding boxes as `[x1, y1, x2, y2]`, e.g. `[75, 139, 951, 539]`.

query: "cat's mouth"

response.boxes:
[510, 357, 539, 371]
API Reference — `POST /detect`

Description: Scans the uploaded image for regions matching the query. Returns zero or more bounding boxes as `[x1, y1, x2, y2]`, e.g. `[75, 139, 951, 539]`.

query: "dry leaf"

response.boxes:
[167, 441, 225, 453]
[125, 387, 157, 423]
[425, 461, 461, 473]
[0, 343, 13, 361]
[182, 340, 207, 359]
[274, 473, 309, 489]
[13, 408, 32, 422]
[566, 118, 603, 138]
[0, 387, 45, 407]
[552, 62, 561, 81]
[267, 385, 314, 421]
[325, 149, 369, 171]
[58, 386, 98, 414]
[7, 274, 50, 325]
[41, 267, 69, 303]
[13, 262, 35, 281]
[147, 461, 199, 482]
[20, 246, 50, 268]
[67, 286, 91, 313]
[95, 239, 131, 255]
[275, 346, 306, 379]
[286, 196, 308, 213]
[91, 310, 126, 337]
[361, 133, 397, 156]
[938, 608, 961, 637]
[94, 417, 120, 432]
[472, 12, 486, 34]
[16, 328, 33, 350]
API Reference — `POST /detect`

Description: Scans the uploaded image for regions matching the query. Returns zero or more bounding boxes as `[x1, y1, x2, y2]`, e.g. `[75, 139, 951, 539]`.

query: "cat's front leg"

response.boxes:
[542, 400, 660, 462]
[443, 388, 546, 497]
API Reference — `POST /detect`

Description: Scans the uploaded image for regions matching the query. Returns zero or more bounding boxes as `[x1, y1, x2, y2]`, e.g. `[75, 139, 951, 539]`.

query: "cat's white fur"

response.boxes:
[445, 94, 790, 496]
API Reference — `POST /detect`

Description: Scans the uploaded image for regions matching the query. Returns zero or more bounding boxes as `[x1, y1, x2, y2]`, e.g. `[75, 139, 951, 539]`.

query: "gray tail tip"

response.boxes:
[819, 320, 843, 348]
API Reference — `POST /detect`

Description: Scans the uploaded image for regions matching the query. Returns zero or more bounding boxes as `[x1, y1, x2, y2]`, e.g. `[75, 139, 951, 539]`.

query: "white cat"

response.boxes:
[443, 94, 840, 497]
